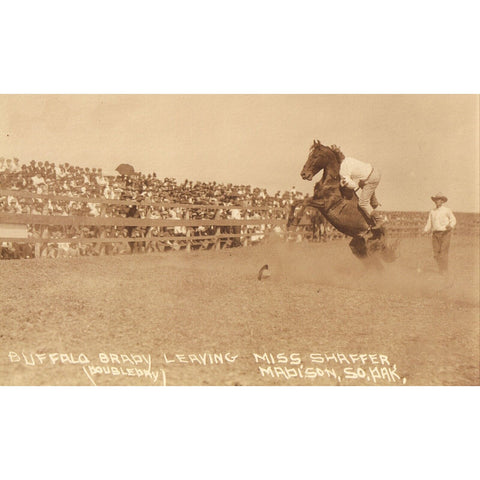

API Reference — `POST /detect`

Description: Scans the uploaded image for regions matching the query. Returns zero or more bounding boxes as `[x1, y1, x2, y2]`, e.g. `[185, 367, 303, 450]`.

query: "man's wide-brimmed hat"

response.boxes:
[431, 192, 448, 202]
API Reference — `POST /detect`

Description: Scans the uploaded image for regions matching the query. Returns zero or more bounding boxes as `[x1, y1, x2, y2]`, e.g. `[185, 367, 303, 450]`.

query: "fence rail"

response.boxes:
[0, 189, 288, 258]
[1, 189, 479, 260]
[0, 213, 285, 228]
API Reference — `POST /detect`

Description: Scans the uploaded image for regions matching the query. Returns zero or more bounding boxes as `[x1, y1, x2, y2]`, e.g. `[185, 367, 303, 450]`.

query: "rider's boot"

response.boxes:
[370, 211, 386, 230]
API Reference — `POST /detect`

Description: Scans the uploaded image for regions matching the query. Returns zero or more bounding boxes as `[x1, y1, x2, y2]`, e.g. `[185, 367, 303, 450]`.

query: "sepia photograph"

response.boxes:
[0, 94, 478, 387]
[1, 3, 479, 479]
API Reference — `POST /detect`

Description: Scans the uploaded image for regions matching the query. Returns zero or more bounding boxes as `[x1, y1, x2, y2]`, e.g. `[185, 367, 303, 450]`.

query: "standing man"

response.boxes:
[423, 192, 456, 275]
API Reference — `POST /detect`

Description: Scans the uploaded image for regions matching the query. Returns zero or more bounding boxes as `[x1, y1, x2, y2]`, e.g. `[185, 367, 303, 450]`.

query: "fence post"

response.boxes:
[40, 225, 49, 258]
[214, 209, 222, 250]
[185, 209, 191, 252]
[34, 227, 41, 258]
[242, 228, 248, 247]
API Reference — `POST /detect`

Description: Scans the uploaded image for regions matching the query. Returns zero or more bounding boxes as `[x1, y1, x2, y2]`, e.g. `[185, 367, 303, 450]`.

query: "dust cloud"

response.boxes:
[257, 237, 479, 307]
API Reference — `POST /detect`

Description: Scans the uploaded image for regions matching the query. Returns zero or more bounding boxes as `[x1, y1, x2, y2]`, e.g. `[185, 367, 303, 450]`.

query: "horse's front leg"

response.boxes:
[287, 198, 311, 228]
[287, 195, 325, 228]
[286, 200, 304, 228]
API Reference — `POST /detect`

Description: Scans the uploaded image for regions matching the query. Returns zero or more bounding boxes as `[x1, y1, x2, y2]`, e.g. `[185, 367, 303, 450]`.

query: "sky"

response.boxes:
[0, 94, 478, 212]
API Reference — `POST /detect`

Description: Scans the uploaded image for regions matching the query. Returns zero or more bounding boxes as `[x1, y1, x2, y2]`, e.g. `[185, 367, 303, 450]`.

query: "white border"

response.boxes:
[2, 387, 479, 479]
[1, 1, 479, 93]
[1, 2, 479, 479]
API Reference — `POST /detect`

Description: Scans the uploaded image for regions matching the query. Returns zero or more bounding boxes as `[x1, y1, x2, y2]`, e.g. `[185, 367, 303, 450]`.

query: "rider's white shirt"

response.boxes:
[339, 157, 373, 189]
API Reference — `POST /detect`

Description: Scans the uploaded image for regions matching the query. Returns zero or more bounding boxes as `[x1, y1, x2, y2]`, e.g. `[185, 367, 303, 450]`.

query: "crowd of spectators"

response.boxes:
[1, 156, 326, 259]
[0, 155, 303, 206]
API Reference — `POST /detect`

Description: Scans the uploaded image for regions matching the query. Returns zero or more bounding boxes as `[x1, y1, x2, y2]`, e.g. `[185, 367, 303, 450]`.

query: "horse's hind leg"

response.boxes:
[349, 236, 384, 271]
[349, 236, 367, 259]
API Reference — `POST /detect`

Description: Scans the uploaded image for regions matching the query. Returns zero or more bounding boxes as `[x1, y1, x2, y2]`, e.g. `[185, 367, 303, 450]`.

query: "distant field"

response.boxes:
[1, 234, 478, 386]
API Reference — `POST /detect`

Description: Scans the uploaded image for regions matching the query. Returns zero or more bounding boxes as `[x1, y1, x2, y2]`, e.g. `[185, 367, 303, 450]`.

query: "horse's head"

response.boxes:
[301, 140, 338, 181]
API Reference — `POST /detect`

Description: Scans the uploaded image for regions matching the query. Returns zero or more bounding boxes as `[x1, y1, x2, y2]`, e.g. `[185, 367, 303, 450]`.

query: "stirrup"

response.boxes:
[371, 218, 386, 230]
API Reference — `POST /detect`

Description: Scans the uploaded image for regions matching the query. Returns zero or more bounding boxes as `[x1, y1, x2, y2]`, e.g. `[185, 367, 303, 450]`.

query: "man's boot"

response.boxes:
[371, 212, 386, 230]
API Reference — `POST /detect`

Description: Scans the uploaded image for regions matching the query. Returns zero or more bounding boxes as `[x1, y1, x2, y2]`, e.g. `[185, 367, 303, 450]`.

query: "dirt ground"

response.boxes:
[1, 234, 478, 386]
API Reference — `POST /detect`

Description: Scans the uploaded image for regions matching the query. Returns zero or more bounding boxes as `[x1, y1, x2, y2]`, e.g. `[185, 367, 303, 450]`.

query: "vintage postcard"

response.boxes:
[0, 94, 478, 386]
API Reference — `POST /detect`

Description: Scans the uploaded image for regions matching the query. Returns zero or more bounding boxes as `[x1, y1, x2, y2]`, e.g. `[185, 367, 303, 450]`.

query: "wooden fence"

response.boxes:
[1, 189, 478, 259]
[381, 211, 480, 237]
[281, 210, 480, 240]
[0, 189, 288, 257]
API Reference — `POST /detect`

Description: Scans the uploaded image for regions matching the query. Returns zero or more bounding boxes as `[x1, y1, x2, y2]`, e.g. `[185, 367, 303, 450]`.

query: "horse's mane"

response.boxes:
[328, 144, 344, 164]
[309, 142, 343, 166]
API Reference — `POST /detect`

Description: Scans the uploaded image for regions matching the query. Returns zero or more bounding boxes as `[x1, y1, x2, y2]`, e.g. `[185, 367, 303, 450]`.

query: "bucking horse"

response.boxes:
[287, 140, 398, 265]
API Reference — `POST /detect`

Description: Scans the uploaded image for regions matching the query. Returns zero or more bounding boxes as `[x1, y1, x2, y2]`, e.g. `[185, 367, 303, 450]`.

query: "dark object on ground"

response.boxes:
[257, 264, 270, 280]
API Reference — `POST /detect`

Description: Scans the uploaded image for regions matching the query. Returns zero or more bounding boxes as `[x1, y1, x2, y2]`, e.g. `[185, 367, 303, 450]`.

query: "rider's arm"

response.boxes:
[340, 176, 358, 190]
[339, 162, 358, 190]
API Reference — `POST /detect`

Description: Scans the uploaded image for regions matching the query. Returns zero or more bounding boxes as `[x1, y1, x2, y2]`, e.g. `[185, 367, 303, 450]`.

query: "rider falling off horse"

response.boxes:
[331, 145, 385, 230]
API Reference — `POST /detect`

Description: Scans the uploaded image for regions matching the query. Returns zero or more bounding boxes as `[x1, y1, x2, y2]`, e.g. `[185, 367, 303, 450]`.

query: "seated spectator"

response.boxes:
[31, 172, 46, 189]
